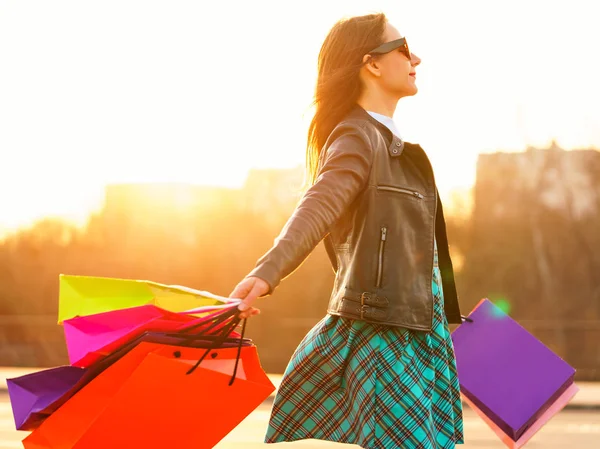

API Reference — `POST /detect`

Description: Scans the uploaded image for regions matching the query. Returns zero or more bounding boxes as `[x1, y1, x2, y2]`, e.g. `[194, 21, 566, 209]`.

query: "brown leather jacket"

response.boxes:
[248, 105, 462, 331]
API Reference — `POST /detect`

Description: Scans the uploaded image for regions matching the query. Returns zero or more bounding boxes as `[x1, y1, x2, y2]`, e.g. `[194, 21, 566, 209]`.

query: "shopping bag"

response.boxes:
[7, 306, 246, 430]
[7, 366, 86, 431]
[58, 274, 237, 323]
[451, 298, 577, 443]
[63, 302, 240, 367]
[463, 382, 579, 448]
[24, 341, 275, 449]
[10, 307, 248, 431]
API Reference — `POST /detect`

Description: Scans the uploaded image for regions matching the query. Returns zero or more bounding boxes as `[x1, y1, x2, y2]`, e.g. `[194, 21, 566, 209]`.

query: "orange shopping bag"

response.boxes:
[24, 340, 275, 449]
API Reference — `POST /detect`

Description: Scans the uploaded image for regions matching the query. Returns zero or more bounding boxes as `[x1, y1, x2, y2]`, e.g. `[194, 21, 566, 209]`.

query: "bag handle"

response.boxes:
[185, 311, 248, 386]
[176, 305, 240, 335]
[177, 306, 239, 335]
[163, 332, 252, 344]
[156, 284, 241, 305]
[185, 315, 241, 375]
[178, 301, 240, 315]
[228, 318, 247, 386]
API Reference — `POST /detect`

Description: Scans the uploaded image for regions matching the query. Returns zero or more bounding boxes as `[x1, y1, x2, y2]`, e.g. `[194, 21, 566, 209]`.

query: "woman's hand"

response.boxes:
[229, 276, 270, 319]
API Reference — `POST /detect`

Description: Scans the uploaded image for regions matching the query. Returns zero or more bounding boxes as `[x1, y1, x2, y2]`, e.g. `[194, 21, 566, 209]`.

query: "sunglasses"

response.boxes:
[367, 37, 411, 60]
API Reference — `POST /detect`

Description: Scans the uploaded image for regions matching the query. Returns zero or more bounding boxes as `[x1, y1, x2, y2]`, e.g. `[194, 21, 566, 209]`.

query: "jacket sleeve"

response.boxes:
[246, 123, 373, 294]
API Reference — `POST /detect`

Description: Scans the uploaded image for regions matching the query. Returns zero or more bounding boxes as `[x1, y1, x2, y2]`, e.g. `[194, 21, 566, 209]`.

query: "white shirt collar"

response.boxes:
[366, 111, 402, 140]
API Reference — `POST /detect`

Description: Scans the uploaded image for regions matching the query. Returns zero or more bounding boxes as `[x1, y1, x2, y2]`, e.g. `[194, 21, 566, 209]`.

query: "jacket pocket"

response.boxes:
[376, 226, 387, 288]
[377, 185, 424, 199]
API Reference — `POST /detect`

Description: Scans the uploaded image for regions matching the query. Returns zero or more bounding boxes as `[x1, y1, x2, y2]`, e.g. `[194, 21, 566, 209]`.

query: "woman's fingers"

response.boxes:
[229, 278, 254, 300]
[230, 276, 270, 318]
[231, 279, 258, 311]
[239, 306, 261, 319]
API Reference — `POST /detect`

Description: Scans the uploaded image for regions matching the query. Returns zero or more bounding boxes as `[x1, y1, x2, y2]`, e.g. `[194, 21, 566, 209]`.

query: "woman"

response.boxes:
[229, 12, 465, 449]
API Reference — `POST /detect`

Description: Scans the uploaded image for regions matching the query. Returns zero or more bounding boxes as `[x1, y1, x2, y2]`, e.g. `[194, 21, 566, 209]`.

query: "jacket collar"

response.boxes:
[347, 104, 407, 157]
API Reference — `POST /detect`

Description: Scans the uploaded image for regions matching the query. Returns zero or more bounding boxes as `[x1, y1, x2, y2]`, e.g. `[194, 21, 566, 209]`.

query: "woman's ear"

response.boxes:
[362, 54, 381, 77]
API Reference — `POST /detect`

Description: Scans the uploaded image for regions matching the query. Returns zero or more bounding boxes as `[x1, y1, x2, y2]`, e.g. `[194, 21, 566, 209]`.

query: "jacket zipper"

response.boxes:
[376, 226, 387, 288]
[377, 185, 424, 199]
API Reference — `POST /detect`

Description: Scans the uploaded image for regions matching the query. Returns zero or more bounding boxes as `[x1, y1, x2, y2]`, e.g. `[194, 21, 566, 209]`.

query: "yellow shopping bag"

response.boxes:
[58, 274, 235, 323]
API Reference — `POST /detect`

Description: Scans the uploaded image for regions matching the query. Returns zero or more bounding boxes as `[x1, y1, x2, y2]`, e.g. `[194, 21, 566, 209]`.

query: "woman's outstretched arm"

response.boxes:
[230, 124, 373, 317]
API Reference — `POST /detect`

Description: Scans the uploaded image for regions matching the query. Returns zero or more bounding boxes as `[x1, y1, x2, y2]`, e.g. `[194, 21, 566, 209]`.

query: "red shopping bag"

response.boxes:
[24, 340, 275, 449]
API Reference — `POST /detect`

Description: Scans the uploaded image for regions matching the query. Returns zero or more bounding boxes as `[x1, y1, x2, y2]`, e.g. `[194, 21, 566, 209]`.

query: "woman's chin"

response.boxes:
[398, 85, 418, 98]
[407, 80, 419, 95]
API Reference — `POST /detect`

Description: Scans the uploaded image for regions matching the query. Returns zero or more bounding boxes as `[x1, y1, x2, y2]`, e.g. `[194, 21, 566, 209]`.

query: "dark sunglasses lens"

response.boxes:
[403, 42, 411, 59]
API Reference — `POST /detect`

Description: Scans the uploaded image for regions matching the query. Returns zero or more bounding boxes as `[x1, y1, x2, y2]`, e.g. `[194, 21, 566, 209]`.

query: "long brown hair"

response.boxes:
[305, 13, 387, 185]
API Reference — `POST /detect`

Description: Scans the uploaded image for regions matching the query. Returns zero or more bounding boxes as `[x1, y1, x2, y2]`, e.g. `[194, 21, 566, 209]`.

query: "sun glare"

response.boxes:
[0, 1, 598, 231]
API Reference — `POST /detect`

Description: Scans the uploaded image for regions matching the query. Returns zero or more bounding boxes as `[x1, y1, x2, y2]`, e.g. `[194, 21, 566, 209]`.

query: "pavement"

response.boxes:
[2, 368, 600, 448]
[1, 367, 599, 410]
[1, 393, 599, 449]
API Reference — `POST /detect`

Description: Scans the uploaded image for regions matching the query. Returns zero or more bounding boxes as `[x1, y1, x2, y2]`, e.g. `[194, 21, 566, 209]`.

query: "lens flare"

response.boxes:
[490, 297, 511, 318]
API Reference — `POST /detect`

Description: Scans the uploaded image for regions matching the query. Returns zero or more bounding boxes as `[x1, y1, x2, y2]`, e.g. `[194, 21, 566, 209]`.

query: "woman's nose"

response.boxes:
[411, 52, 422, 66]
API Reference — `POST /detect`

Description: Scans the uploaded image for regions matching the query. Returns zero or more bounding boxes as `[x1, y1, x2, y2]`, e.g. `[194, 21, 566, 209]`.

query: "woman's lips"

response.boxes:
[409, 73, 416, 78]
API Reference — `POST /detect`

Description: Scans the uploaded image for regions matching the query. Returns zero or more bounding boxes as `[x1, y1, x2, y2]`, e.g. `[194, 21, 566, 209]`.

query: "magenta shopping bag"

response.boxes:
[64, 303, 240, 368]
[451, 298, 577, 444]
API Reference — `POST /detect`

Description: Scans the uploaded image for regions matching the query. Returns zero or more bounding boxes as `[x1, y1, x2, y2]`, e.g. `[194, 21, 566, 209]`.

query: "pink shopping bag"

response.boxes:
[64, 302, 240, 368]
[462, 382, 579, 448]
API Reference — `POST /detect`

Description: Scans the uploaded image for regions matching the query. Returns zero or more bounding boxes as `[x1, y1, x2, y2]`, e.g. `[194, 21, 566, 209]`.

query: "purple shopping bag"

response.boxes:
[8, 328, 253, 431]
[64, 302, 239, 368]
[451, 299, 576, 443]
[7, 366, 86, 431]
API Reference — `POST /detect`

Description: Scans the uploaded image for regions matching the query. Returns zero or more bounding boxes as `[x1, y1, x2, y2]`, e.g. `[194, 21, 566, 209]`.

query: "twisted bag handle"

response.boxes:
[179, 300, 242, 315]
[174, 301, 241, 333]
[185, 309, 247, 386]
[177, 305, 240, 335]
[148, 283, 241, 305]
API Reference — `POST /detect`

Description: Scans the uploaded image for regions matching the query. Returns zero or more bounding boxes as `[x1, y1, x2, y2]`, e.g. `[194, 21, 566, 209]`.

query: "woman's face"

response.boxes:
[367, 23, 422, 98]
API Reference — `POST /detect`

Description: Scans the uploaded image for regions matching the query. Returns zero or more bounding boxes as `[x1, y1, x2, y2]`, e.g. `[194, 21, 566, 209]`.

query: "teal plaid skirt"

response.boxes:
[265, 243, 464, 448]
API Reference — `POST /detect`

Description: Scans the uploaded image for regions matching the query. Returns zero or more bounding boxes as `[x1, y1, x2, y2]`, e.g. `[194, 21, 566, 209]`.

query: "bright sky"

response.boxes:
[1, 0, 598, 230]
